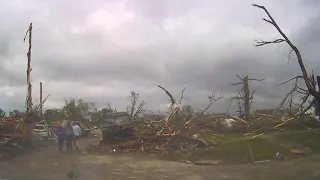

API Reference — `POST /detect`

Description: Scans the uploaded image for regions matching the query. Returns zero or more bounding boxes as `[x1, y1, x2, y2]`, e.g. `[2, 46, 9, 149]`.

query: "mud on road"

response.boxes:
[0, 137, 320, 180]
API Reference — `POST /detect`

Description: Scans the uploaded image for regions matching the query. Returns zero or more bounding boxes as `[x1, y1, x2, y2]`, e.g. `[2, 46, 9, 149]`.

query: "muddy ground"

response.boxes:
[0, 136, 320, 180]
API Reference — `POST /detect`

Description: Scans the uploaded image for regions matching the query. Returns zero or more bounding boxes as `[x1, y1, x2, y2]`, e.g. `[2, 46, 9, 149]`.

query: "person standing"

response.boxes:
[72, 122, 82, 152]
[64, 122, 74, 152]
[55, 121, 64, 152]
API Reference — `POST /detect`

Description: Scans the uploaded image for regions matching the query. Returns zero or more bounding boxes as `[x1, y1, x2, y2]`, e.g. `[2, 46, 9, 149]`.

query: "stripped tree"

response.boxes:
[24, 23, 33, 114]
[231, 74, 265, 121]
[252, 4, 320, 126]
[158, 85, 186, 125]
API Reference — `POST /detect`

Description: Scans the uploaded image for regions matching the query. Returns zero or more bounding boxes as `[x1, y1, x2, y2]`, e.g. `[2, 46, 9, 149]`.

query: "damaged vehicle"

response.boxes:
[100, 112, 134, 144]
[33, 120, 52, 138]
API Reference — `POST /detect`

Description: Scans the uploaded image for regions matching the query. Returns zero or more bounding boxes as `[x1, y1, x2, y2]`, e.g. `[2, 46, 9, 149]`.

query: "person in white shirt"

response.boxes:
[72, 122, 82, 152]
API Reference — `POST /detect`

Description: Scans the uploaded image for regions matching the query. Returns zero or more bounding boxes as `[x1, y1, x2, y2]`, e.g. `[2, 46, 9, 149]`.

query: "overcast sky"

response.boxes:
[0, 0, 320, 114]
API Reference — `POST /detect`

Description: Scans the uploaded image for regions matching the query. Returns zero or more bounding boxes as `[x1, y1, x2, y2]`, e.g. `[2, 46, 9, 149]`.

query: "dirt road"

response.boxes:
[0, 137, 320, 180]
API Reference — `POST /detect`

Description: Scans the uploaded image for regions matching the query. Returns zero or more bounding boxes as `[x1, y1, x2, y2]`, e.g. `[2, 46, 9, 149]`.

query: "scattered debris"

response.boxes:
[221, 119, 236, 128]
[254, 160, 271, 164]
[290, 149, 305, 155]
[194, 160, 222, 165]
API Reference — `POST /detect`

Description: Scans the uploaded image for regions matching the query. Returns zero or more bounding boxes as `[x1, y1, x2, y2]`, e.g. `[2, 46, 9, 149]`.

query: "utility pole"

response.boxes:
[40, 82, 43, 116]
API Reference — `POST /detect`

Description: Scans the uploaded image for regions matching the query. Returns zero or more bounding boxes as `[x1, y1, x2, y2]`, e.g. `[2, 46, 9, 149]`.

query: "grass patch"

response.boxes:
[161, 130, 320, 163]
[202, 133, 246, 142]
[275, 131, 320, 152]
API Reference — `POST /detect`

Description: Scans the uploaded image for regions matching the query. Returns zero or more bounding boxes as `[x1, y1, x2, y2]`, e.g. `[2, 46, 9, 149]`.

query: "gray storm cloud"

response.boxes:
[0, 0, 319, 113]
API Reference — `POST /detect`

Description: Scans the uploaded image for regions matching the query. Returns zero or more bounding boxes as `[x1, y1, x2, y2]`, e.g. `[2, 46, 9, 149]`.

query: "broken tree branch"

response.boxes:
[248, 78, 266, 81]
[179, 87, 187, 104]
[252, 4, 318, 99]
[253, 38, 285, 46]
[158, 85, 176, 105]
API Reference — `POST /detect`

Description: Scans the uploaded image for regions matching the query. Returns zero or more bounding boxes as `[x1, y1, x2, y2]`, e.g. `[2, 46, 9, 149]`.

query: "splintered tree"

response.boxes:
[158, 85, 222, 131]
[252, 4, 320, 117]
[232, 75, 265, 121]
[24, 23, 33, 114]
[127, 90, 146, 121]
[158, 85, 187, 124]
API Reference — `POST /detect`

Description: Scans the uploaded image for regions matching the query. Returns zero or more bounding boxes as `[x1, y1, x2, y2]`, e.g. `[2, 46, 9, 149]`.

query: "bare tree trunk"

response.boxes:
[232, 75, 265, 121]
[243, 75, 250, 121]
[24, 23, 33, 114]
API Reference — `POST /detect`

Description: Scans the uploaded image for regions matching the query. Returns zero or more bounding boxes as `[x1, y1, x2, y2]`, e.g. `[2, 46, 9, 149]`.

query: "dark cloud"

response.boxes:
[0, 0, 319, 113]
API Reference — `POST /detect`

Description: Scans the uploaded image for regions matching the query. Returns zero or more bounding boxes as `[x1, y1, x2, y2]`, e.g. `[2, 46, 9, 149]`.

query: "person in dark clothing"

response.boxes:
[55, 122, 64, 152]
[65, 122, 74, 152]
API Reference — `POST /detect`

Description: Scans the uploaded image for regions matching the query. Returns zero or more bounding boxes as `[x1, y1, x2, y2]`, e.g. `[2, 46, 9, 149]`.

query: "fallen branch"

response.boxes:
[274, 117, 295, 128]
[275, 99, 316, 128]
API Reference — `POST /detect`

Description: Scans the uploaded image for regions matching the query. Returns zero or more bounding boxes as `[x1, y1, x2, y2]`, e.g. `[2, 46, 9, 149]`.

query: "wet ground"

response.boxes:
[0, 136, 320, 180]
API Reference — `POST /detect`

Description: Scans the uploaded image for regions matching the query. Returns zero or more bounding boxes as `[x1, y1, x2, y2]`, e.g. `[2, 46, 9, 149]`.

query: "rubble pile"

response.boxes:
[88, 110, 320, 154]
[0, 114, 36, 147]
[88, 118, 218, 154]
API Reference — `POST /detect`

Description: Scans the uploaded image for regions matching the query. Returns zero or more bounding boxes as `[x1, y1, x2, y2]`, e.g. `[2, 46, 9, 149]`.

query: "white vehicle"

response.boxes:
[33, 120, 52, 138]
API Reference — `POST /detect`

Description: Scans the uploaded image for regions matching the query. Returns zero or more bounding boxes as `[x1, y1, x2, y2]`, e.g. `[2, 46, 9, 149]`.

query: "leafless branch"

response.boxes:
[158, 85, 176, 105]
[275, 99, 316, 128]
[277, 76, 302, 111]
[249, 89, 256, 106]
[179, 87, 187, 104]
[253, 38, 285, 47]
[236, 74, 244, 81]
[128, 91, 145, 121]
[297, 93, 311, 110]
[279, 76, 304, 85]
[287, 49, 294, 63]
[295, 89, 308, 94]
[297, 99, 316, 116]
[201, 92, 222, 114]
[193, 90, 223, 121]
[248, 78, 266, 81]
[231, 82, 243, 86]
[40, 94, 51, 106]
[252, 4, 318, 98]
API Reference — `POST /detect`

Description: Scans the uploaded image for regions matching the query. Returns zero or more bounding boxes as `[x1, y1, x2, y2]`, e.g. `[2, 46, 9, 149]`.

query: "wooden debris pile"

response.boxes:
[0, 112, 37, 141]
[88, 118, 216, 154]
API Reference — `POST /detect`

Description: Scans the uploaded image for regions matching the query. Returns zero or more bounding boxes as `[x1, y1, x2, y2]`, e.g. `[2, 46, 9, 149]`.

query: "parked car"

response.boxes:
[33, 120, 52, 138]
[100, 112, 134, 144]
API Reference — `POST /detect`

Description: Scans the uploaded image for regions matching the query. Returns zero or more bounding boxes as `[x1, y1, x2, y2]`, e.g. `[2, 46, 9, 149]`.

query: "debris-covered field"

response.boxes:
[86, 111, 320, 164]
